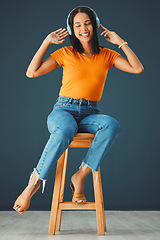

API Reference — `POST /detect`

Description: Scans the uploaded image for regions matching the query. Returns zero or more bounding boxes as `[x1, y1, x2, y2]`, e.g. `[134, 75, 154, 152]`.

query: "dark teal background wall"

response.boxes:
[1, 0, 160, 210]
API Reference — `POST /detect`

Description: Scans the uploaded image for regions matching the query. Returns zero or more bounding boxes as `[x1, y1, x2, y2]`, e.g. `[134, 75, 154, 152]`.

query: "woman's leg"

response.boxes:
[78, 113, 121, 172]
[13, 108, 78, 213]
[71, 165, 91, 203]
[71, 113, 121, 192]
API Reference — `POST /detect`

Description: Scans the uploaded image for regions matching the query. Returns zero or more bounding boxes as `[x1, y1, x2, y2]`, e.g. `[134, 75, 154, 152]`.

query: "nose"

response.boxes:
[81, 24, 88, 32]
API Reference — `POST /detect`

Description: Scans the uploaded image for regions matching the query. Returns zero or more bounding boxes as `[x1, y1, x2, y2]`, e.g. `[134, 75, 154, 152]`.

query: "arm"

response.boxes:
[100, 24, 144, 74]
[26, 28, 68, 78]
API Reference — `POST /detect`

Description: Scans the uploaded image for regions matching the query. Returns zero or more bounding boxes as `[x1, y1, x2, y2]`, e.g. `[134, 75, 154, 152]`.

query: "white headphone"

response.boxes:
[66, 6, 100, 35]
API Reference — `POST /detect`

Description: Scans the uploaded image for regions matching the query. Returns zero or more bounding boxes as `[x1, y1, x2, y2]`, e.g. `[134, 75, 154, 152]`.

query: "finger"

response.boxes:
[57, 31, 68, 39]
[62, 32, 69, 38]
[58, 32, 68, 40]
[58, 30, 68, 37]
[58, 36, 67, 41]
[62, 31, 69, 36]
[104, 31, 109, 37]
[101, 30, 109, 36]
[58, 39, 65, 44]
[105, 38, 111, 42]
[100, 31, 106, 36]
[55, 28, 63, 33]
[58, 28, 67, 34]
[100, 24, 110, 32]
[100, 24, 105, 30]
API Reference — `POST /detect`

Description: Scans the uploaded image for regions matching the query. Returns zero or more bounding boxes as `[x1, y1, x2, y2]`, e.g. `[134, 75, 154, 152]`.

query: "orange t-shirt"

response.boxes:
[50, 46, 120, 101]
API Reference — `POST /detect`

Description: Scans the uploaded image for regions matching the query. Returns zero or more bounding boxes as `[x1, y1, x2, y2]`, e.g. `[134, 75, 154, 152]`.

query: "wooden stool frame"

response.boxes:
[48, 133, 107, 235]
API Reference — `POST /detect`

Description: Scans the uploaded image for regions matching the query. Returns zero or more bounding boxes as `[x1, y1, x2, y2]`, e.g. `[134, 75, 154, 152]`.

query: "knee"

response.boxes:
[110, 119, 121, 136]
[105, 117, 121, 137]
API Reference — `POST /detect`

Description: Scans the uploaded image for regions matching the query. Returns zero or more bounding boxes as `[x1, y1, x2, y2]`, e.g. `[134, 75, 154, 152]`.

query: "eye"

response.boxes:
[75, 22, 91, 28]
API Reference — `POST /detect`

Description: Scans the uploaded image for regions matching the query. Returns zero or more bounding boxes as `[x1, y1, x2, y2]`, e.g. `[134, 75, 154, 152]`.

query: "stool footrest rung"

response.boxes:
[59, 202, 96, 210]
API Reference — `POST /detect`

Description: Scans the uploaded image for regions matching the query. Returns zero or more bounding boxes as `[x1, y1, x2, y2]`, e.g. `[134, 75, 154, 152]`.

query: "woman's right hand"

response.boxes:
[46, 28, 69, 45]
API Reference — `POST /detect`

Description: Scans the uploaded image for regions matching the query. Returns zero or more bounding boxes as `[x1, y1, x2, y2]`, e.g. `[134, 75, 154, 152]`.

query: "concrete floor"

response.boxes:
[0, 211, 160, 240]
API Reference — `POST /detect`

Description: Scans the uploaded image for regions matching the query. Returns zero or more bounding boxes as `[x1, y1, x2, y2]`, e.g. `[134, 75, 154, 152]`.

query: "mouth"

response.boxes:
[80, 32, 90, 38]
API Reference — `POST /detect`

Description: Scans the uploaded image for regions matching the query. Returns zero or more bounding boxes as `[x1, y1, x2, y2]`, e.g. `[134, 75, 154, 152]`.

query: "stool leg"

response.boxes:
[93, 167, 106, 235]
[98, 168, 107, 232]
[48, 151, 66, 235]
[55, 148, 69, 231]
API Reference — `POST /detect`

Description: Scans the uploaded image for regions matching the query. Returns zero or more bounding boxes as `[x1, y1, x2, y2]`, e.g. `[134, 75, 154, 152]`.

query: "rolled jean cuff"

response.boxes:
[79, 162, 98, 185]
[29, 168, 47, 194]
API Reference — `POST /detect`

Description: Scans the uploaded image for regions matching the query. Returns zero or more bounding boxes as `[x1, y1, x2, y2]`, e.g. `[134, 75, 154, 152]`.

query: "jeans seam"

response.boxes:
[86, 130, 99, 165]
[38, 133, 56, 174]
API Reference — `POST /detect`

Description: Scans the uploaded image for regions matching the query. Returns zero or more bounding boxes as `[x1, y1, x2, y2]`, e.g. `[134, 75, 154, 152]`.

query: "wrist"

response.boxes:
[118, 41, 128, 49]
[117, 39, 125, 46]
[43, 37, 51, 46]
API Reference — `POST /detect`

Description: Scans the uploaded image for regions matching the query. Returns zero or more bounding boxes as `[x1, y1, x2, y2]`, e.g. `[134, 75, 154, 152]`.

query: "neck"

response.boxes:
[81, 41, 92, 54]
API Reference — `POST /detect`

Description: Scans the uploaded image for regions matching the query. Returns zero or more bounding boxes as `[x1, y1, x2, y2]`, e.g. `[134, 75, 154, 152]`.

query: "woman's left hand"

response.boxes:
[100, 24, 125, 46]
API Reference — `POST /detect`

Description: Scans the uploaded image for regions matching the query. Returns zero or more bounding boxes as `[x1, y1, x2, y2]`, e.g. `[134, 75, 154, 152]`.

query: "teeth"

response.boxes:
[81, 33, 89, 36]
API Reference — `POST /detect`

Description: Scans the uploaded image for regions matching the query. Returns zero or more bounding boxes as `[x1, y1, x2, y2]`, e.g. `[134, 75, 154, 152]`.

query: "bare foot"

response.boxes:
[71, 174, 86, 203]
[13, 171, 41, 214]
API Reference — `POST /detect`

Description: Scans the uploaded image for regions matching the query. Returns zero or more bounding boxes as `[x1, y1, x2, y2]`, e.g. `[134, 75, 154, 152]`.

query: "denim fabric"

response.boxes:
[33, 96, 121, 190]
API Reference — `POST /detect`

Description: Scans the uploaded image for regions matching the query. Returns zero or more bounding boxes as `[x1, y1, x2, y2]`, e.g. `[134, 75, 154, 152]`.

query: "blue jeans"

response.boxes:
[30, 96, 121, 193]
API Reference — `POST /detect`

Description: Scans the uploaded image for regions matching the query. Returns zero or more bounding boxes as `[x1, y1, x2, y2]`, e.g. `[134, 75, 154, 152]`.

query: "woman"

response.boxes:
[13, 6, 144, 214]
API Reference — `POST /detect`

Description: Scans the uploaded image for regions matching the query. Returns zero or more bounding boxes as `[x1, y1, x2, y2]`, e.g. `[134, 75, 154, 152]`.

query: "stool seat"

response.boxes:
[48, 133, 107, 235]
[69, 133, 95, 147]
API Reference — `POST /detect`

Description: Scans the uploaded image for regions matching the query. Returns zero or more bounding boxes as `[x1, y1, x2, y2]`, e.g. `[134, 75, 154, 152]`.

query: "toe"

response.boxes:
[17, 207, 24, 214]
[15, 205, 22, 212]
[14, 205, 19, 209]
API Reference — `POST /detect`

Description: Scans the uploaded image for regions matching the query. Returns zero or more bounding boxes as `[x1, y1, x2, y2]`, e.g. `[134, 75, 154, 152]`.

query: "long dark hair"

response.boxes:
[68, 6, 103, 55]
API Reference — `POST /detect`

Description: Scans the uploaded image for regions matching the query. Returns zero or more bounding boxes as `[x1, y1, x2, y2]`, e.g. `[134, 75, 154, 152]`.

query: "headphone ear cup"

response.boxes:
[67, 25, 71, 35]
[96, 16, 100, 28]
[66, 12, 71, 35]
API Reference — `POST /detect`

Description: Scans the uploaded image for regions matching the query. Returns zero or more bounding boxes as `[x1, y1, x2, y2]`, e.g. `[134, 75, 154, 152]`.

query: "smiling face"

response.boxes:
[73, 12, 93, 44]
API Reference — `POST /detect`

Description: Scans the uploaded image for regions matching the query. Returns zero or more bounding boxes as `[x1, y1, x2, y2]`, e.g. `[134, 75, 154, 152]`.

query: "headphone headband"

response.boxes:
[66, 6, 100, 35]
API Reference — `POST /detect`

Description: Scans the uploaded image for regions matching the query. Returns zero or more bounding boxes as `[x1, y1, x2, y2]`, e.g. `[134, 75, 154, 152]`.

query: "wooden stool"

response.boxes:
[48, 133, 107, 235]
